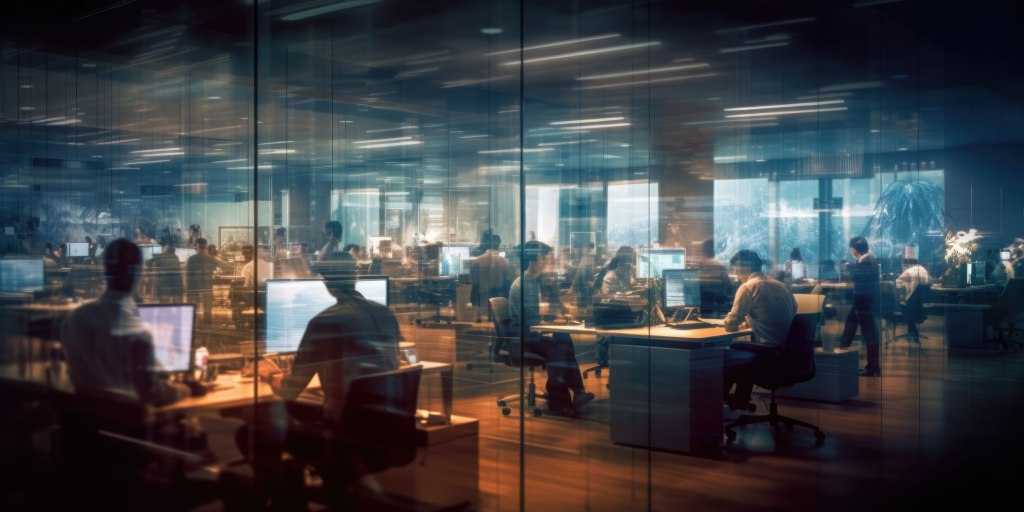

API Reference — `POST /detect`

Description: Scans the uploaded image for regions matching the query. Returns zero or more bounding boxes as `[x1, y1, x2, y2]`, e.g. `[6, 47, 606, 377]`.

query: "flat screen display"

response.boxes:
[66, 242, 89, 257]
[175, 248, 196, 263]
[265, 279, 336, 353]
[1001, 250, 1012, 262]
[637, 248, 686, 279]
[355, 276, 389, 307]
[663, 268, 701, 308]
[138, 304, 195, 373]
[441, 246, 471, 276]
[0, 259, 44, 292]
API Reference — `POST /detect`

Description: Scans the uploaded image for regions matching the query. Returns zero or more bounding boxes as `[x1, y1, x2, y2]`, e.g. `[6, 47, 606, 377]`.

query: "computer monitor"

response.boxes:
[265, 279, 337, 353]
[441, 245, 472, 276]
[152, 245, 163, 255]
[66, 242, 89, 258]
[175, 247, 196, 263]
[138, 244, 159, 262]
[138, 304, 195, 373]
[637, 248, 686, 279]
[355, 275, 389, 307]
[790, 261, 806, 280]
[662, 268, 701, 309]
[1001, 250, 1012, 262]
[0, 258, 45, 292]
[367, 236, 392, 258]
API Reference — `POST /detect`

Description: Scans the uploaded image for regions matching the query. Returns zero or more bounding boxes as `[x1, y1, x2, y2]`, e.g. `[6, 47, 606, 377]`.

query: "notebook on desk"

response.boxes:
[667, 320, 714, 330]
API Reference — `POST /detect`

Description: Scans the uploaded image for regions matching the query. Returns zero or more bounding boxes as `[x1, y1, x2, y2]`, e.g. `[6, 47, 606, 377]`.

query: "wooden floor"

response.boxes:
[413, 315, 1024, 511]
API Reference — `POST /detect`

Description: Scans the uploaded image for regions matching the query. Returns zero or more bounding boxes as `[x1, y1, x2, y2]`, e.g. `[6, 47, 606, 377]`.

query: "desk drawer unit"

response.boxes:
[776, 349, 859, 403]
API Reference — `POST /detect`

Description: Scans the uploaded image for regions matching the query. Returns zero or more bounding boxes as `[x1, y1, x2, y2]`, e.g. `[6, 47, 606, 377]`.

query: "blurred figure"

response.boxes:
[273, 227, 288, 259]
[567, 242, 597, 319]
[697, 239, 732, 317]
[598, 251, 636, 297]
[43, 242, 61, 270]
[839, 237, 881, 377]
[470, 233, 511, 322]
[785, 247, 807, 283]
[317, 221, 349, 262]
[186, 238, 223, 327]
[721, 249, 797, 408]
[896, 249, 931, 340]
[85, 236, 98, 263]
[150, 240, 184, 304]
[60, 239, 200, 405]
[342, 244, 361, 260]
[509, 241, 593, 416]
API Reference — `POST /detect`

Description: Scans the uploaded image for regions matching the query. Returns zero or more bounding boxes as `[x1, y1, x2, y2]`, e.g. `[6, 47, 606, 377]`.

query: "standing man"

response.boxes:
[508, 241, 594, 416]
[721, 250, 797, 408]
[186, 238, 223, 327]
[470, 233, 511, 322]
[150, 239, 184, 304]
[839, 236, 881, 376]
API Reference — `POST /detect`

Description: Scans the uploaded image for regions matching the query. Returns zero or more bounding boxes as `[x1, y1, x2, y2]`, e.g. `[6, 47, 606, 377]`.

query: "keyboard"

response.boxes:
[667, 321, 713, 330]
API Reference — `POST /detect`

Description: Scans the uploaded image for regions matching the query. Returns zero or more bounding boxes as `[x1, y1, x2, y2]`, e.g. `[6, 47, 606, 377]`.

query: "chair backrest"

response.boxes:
[878, 281, 899, 317]
[336, 365, 422, 475]
[489, 297, 512, 338]
[759, 313, 816, 390]
[793, 293, 825, 315]
[906, 282, 929, 322]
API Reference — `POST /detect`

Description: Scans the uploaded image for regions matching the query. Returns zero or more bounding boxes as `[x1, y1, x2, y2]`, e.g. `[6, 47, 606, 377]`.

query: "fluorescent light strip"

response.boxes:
[502, 42, 660, 66]
[441, 75, 513, 88]
[354, 136, 411, 145]
[280, 0, 379, 21]
[136, 151, 184, 157]
[720, 42, 789, 53]
[478, 148, 554, 154]
[715, 17, 816, 34]
[795, 92, 852, 100]
[131, 147, 181, 154]
[578, 63, 709, 81]
[48, 119, 82, 126]
[96, 138, 142, 145]
[228, 165, 273, 170]
[365, 125, 417, 134]
[538, 139, 598, 146]
[683, 118, 779, 126]
[458, 134, 489, 139]
[123, 160, 170, 165]
[259, 149, 297, 154]
[725, 106, 848, 118]
[725, 100, 844, 111]
[212, 158, 248, 164]
[486, 34, 620, 56]
[551, 117, 624, 126]
[258, 140, 293, 146]
[358, 140, 423, 149]
[560, 123, 631, 130]
[579, 73, 718, 90]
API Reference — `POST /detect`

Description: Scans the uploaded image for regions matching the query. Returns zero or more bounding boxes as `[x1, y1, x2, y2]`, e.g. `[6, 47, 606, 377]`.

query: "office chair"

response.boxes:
[884, 283, 930, 347]
[984, 279, 1024, 350]
[414, 277, 457, 325]
[489, 297, 548, 417]
[222, 367, 422, 510]
[793, 293, 825, 346]
[725, 313, 826, 445]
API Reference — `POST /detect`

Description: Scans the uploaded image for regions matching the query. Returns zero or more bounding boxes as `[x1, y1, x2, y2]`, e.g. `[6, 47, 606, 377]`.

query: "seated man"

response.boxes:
[60, 239, 203, 406]
[896, 255, 931, 340]
[721, 250, 797, 409]
[508, 241, 594, 416]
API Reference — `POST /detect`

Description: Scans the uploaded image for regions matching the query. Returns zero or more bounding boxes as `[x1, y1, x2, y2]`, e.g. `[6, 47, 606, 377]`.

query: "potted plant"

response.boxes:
[943, 228, 980, 287]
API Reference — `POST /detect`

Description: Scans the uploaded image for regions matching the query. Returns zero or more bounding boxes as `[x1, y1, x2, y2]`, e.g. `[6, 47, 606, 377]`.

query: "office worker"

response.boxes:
[568, 242, 597, 318]
[722, 249, 797, 408]
[317, 220, 350, 263]
[509, 241, 594, 416]
[60, 239, 201, 406]
[150, 240, 184, 304]
[85, 235, 98, 263]
[470, 233, 512, 321]
[599, 252, 637, 297]
[186, 238, 225, 327]
[839, 236, 882, 377]
[785, 247, 806, 282]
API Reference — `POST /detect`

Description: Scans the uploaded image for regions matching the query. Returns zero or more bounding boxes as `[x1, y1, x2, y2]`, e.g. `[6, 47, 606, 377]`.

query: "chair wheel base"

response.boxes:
[502, 407, 511, 416]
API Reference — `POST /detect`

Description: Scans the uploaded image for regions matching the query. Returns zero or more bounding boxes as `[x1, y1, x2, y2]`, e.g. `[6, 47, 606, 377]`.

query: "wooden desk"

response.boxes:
[930, 284, 999, 304]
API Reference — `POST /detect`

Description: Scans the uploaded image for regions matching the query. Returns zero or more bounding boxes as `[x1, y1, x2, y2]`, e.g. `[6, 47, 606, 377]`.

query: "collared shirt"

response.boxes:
[60, 290, 188, 405]
[508, 272, 561, 334]
[242, 258, 273, 289]
[600, 269, 635, 296]
[896, 264, 931, 298]
[470, 250, 512, 306]
[276, 291, 401, 425]
[723, 272, 797, 349]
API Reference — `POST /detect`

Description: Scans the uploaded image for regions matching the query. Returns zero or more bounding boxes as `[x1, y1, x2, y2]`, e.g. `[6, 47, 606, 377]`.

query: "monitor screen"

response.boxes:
[265, 279, 337, 353]
[1001, 250, 1012, 262]
[367, 236, 392, 257]
[441, 246, 472, 276]
[637, 248, 686, 279]
[1, 258, 44, 292]
[138, 304, 195, 373]
[355, 276, 389, 307]
[663, 268, 701, 309]
[138, 244, 159, 262]
[152, 245, 163, 255]
[790, 261, 806, 280]
[66, 242, 89, 258]
[175, 248, 196, 263]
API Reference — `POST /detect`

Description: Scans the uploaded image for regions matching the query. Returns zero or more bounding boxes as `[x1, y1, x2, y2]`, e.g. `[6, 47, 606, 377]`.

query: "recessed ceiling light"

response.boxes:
[481, 27, 502, 35]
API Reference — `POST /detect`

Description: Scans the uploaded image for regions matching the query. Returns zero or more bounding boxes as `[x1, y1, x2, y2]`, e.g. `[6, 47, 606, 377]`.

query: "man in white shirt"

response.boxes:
[896, 257, 931, 339]
[60, 239, 201, 405]
[722, 250, 797, 408]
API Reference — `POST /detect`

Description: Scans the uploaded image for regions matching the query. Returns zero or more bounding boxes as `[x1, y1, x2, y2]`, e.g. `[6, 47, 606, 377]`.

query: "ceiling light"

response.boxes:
[481, 27, 502, 35]
[279, 0, 380, 21]
[502, 42, 660, 66]
[725, 107, 848, 118]
[551, 117, 625, 125]
[719, 42, 789, 53]
[486, 34, 620, 56]
[725, 100, 844, 111]
[578, 63, 709, 81]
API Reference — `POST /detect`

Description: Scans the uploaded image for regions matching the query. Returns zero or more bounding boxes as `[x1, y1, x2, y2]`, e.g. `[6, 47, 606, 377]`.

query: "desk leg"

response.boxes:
[441, 366, 453, 423]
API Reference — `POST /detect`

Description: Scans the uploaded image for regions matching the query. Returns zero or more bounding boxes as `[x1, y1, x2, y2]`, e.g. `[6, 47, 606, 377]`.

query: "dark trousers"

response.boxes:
[841, 307, 880, 372]
[525, 333, 585, 408]
[723, 344, 780, 404]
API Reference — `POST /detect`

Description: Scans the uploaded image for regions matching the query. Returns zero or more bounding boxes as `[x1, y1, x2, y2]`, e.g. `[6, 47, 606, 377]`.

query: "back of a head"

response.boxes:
[104, 239, 142, 292]
[315, 258, 359, 298]
[520, 241, 551, 268]
[849, 236, 869, 255]
[790, 247, 802, 261]
[196, 237, 208, 251]
[729, 249, 763, 274]
[325, 220, 343, 240]
[484, 234, 502, 251]
[702, 239, 716, 259]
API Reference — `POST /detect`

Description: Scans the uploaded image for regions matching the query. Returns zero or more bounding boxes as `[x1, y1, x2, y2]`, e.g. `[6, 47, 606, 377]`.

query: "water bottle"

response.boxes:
[194, 346, 209, 382]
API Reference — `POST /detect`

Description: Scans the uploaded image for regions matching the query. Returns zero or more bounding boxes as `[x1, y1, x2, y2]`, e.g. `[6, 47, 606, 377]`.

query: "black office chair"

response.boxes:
[884, 283, 930, 347]
[490, 297, 548, 417]
[725, 314, 826, 445]
[984, 279, 1024, 350]
[414, 277, 457, 325]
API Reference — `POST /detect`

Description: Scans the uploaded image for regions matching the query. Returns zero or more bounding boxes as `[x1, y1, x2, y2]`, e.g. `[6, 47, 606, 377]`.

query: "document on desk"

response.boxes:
[696, 317, 725, 326]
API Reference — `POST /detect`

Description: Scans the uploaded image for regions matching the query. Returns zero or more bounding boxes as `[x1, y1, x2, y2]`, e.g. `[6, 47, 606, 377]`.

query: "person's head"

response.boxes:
[275, 227, 286, 238]
[103, 239, 142, 292]
[790, 247, 802, 262]
[483, 234, 502, 251]
[196, 237, 209, 253]
[242, 245, 254, 262]
[324, 221, 343, 241]
[85, 236, 93, 244]
[208, 244, 218, 257]
[521, 241, 552, 274]
[702, 239, 716, 259]
[608, 253, 634, 276]
[315, 259, 358, 298]
[45, 242, 54, 253]
[729, 250, 764, 282]
[849, 236, 869, 258]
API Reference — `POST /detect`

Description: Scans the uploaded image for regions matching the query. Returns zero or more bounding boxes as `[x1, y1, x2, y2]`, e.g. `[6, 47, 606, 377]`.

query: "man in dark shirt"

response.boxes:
[186, 238, 223, 327]
[470, 233, 511, 321]
[839, 236, 882, 376]
[150, 240, 184, 304]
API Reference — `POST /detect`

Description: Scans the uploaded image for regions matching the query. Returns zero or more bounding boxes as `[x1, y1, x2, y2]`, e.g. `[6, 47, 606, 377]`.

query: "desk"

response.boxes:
[927, 303, 991, 348]
[930, 284, 999, 304]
